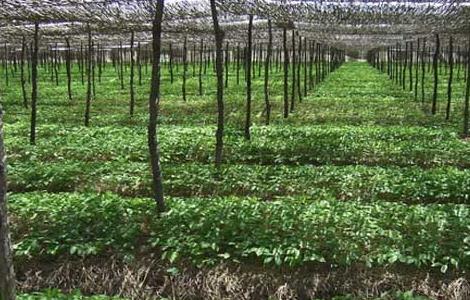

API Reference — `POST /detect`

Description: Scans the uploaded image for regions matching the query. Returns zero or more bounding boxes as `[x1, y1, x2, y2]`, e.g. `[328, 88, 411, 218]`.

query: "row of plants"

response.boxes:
[3, 94, 435, 128]
[8, 161, 470, 203]
[1, 62, 315, 124]
[10, 192, 470, 273]
[6, 124, 469, 167]
[4, 62, 468, 300]
[2, 61, 466, 107]
[3, 62, 465, 129]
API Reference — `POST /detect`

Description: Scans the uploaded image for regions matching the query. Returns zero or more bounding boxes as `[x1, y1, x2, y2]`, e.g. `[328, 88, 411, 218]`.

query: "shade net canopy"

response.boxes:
[0, 1, 469, 52]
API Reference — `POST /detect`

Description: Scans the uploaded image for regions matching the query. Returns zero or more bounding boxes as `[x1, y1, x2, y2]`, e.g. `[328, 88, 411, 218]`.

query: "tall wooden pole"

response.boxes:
[463, 36, 470, 137]
[30, 22, 39, 145]
[198, 39, 203, 95]
[129, 31, 136, 116]
[210, 0, 225, 168]
[283, 27, 289, 118]
[414, 39, 420, 101]
[402, 43, 407, 90]
[431, 34, 440, 115]
[119, 41, 124, 90]
[0, 107, 15, 300]
[245, 14, 253, 140]
[224, 42, 229, 88]
[169, 43, 174, 84]
[409, 42, 413, 91]
[297, 33, 302, 102]
[264, 20, 272, 125]
[84, 26, 93, 126]
[148, 0, 166, 212]
[137, 42, 142, 86]
[20, 36, 28, 108]
[309, 40, 314, 90]
[236, 43, 240, 85]
[303, 37, 307, 96]
[291, 29, 296, 112]
[65, 37, 72, 101]
[182, 36, 188, 102]
[4, 43, 8, 87]
[53, 43, 59, 86]
[421, 38, 426, 104]
[446, 36, 454, 120]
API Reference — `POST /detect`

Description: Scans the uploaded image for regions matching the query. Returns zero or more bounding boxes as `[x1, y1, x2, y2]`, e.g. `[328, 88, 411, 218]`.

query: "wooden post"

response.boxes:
[402, 43, 407, 89]
[0, 107, 15, 300]
[98, 43, 102, 84]
[258, 44, 262, 77]
[421, 38, 426, 104]
[198, 39, 203, 95]
[322, 45, 326, 81]
[49, 45, 54, 83]
[148, 0, 166, 213]
[210, 0, 225, 168]
[317, 43, 321, 84]
[192, 42, 196, 77]
[20, 36, 28, 108]
[169, 42, 174, 84]
[204, 44, 208, 75]
[291, 29, 296, 112]
[388, 47, 391, 79]
[463, 36, 470, 137]
[92, 42, 96, 99]
[252, 44, 256, 78]
[264, 20, 272, 125]
[54, 43, 59, 86]
[395, 44, 399, 85]
[119, 41, 125, 90]
[84, 27, 93, 126]
[30, 22, 39, 145]
[432, 34, 440, 115]
[309, 40, 314, 90]
[80, 41, 85, 85]
[245, 14, 253, 140]
[224, 41, 229, 88]
[4, 43, 8, 87]
[283, 27, 289, 118]
[446, 36, 454, 120]
[303, 37, 307, 96]
[409, 41, 413, 91]
[236, 43, 241, 85]
[414, 39, 420, 101]
[130, 31, 135, 116]
[65, 37, 72, 101]
[182, 36, 188, 102]
[297, 33, 302, 102]
[27, 43, 31, 84]
[457, 45, 461, 81]
[137, 42, 142, 86]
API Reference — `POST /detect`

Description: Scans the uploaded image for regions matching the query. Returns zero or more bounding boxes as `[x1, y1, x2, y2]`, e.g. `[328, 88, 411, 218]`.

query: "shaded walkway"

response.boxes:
[297, 62, 453, 128]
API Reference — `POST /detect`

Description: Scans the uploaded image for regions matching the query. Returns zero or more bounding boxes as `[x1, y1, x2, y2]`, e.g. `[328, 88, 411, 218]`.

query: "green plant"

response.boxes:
[9, 192, 470, 272]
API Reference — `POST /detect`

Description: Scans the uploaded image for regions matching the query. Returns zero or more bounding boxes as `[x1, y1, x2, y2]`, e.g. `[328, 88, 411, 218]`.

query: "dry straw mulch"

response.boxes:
[15, 257, 470, 300]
